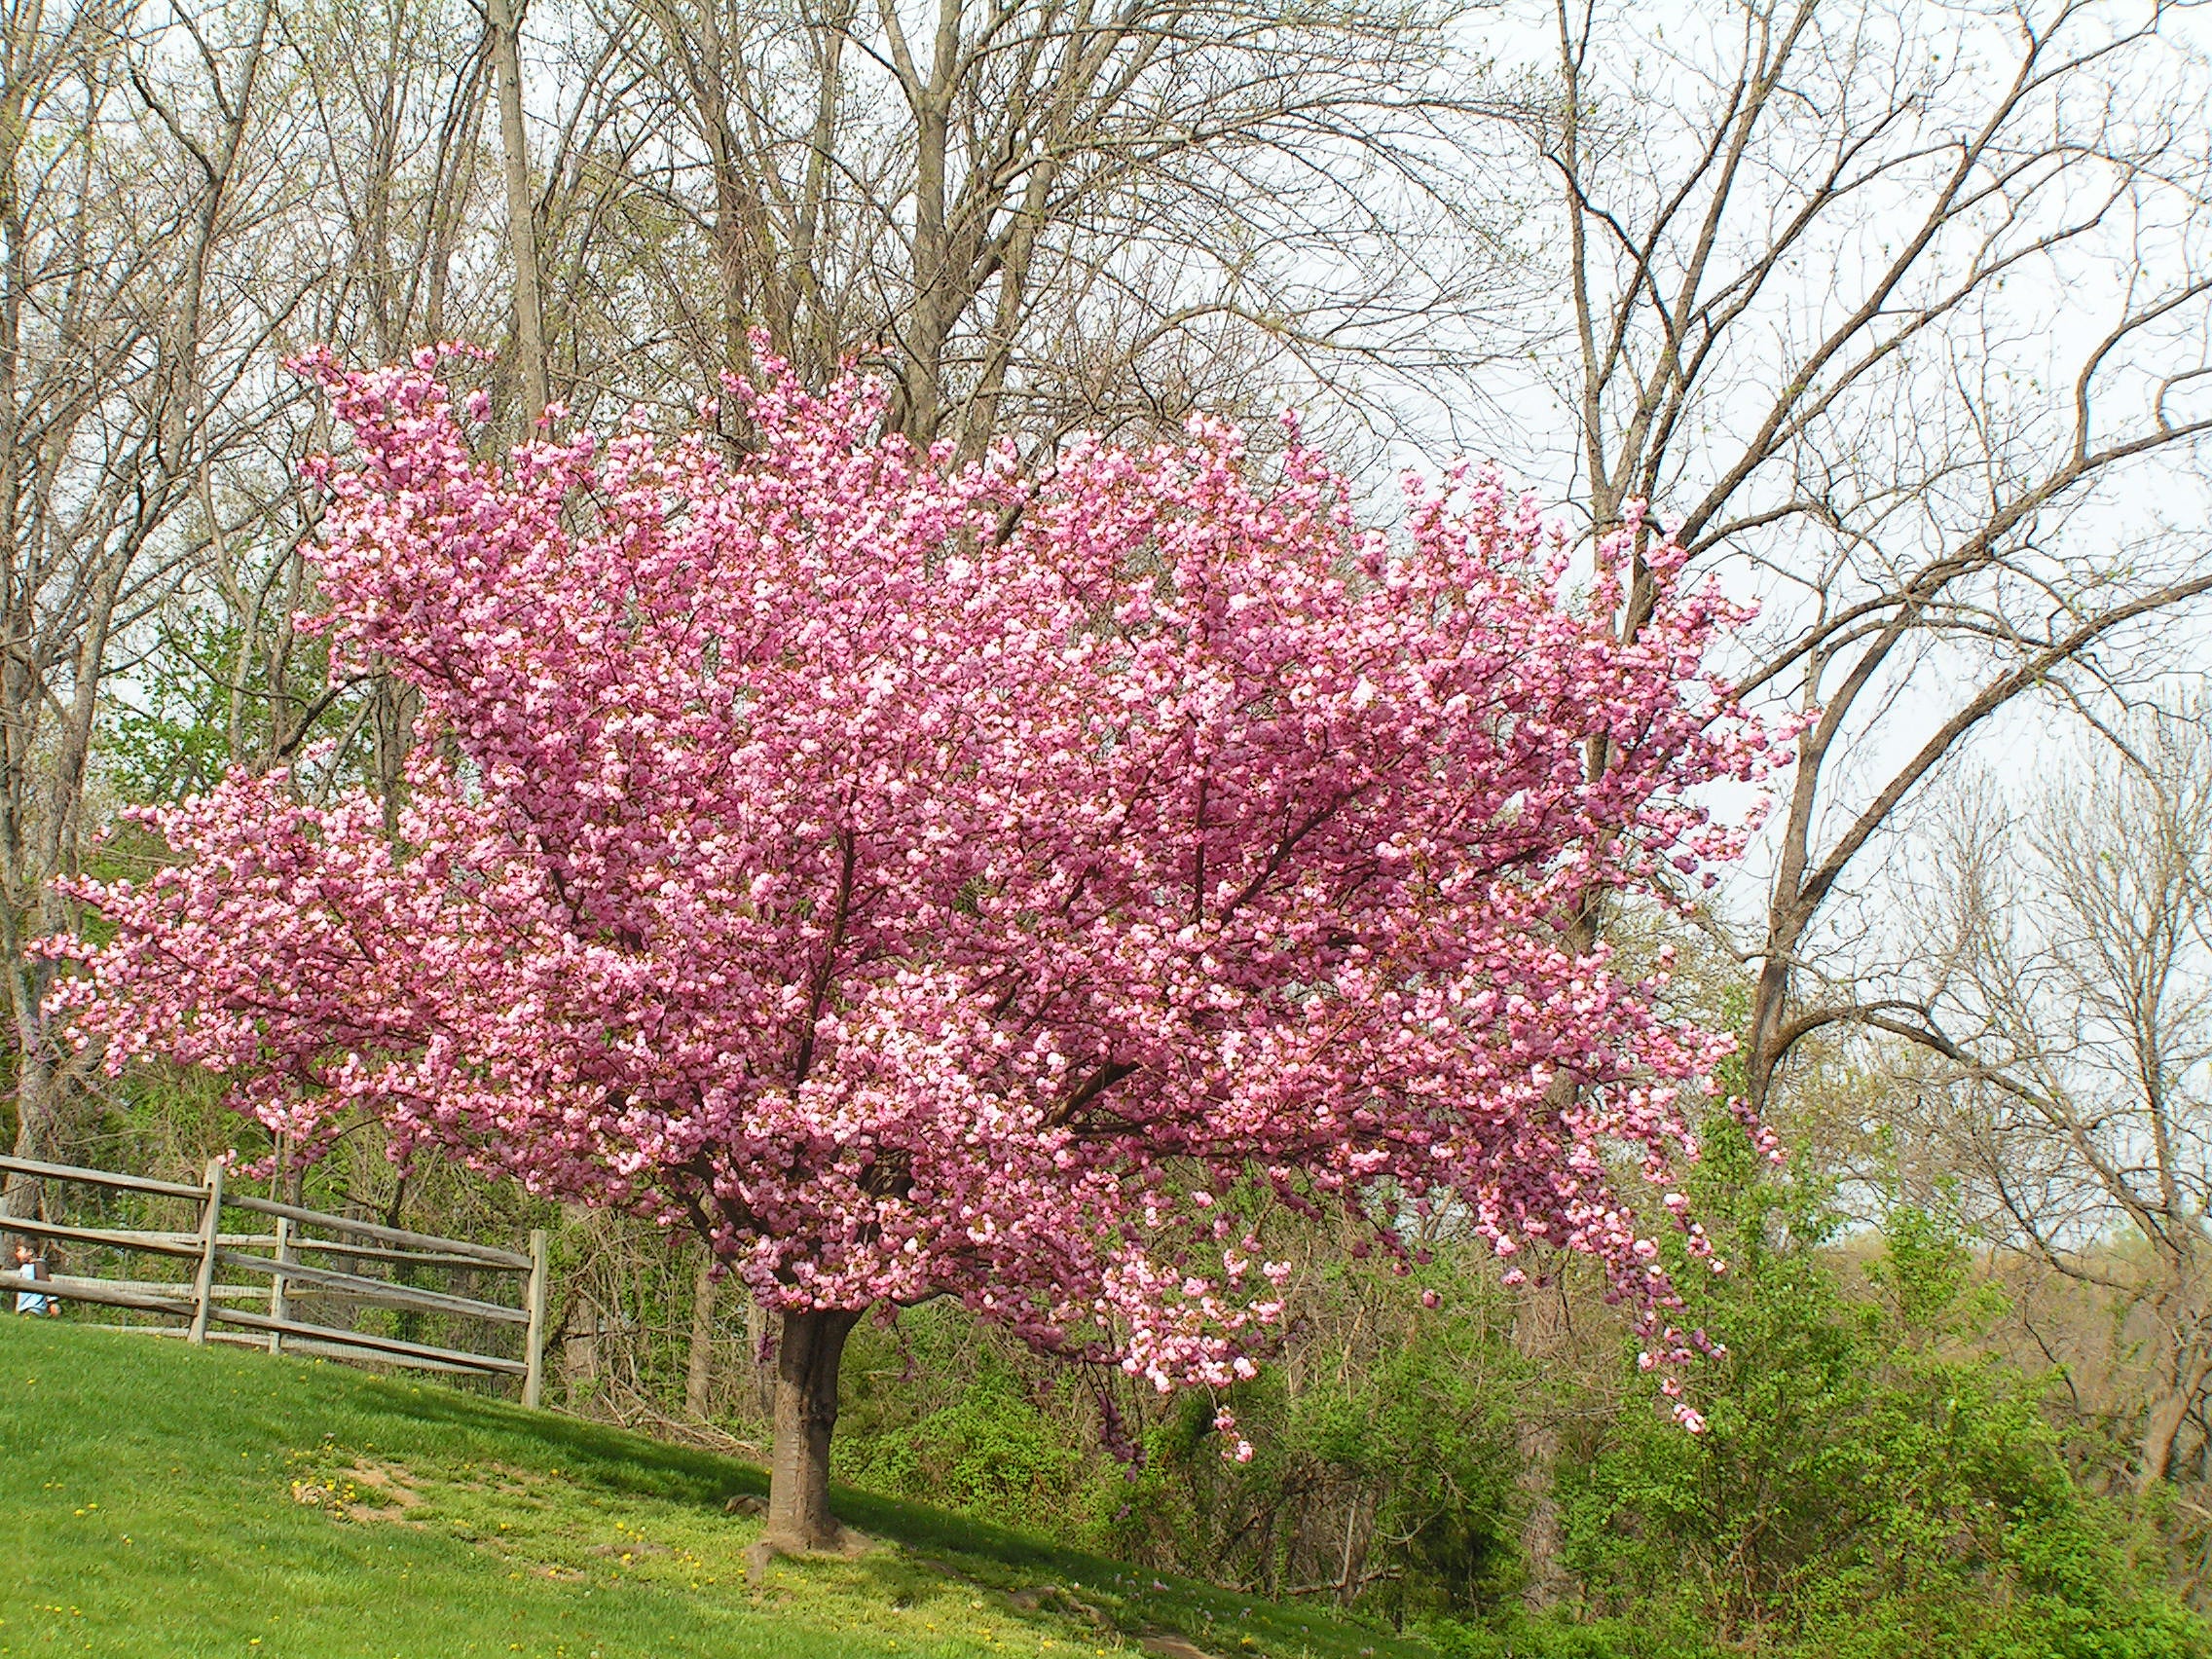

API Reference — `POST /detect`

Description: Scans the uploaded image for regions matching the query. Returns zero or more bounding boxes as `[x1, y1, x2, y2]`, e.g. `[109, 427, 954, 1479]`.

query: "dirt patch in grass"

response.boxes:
[288, 1458, 424, 1523]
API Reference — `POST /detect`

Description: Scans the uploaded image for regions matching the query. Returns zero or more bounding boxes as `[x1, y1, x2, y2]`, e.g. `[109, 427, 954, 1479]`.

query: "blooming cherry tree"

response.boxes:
[57, 350, 1773, 1551]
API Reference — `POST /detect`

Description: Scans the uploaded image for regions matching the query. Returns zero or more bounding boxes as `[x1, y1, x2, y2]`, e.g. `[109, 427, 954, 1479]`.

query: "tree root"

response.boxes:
[744, 1525, 876, 1581]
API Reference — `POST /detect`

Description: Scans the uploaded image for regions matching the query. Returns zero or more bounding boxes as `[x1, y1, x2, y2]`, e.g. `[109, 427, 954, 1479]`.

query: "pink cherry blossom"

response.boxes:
[55, 349, 1776, 1450]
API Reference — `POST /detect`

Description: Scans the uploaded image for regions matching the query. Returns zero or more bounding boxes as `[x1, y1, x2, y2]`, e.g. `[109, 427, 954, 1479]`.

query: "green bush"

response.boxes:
[1552, 1121, 2206, 1659]
[834, 1307, 1103, 1526]
[1419, 1607, 1717, 1659]
[1095, 1259, 1530, 1622]
[838, 1360, 1083, 1514]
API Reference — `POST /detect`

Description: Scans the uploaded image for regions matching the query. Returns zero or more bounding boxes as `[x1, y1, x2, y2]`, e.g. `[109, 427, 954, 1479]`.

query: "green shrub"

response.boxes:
[1418, 1607, 1717, 1659]
[1553, 1121, 2207, 1659]
[838, 1360, 1083, 1514]
[1102, 1260, 1530, 1622]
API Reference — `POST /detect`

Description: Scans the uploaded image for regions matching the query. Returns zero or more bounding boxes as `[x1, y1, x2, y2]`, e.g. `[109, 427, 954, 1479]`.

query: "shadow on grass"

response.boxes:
[359, 1375, 763, 1501]
[354, 1374, 1416, 1657]
[356, 1374, 1072, 1565]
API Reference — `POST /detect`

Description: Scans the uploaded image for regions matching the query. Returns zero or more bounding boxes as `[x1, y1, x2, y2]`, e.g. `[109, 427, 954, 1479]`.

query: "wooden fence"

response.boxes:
[1, 1154, 550, 1406]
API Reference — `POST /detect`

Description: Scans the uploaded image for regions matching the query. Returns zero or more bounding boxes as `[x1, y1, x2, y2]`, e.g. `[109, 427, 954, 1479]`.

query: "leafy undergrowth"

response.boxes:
[0, 1318, 1425, 1659]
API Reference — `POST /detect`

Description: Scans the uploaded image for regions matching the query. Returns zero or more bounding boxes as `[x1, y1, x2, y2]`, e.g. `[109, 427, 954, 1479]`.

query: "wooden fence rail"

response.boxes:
[1, 1154, 548, 1406]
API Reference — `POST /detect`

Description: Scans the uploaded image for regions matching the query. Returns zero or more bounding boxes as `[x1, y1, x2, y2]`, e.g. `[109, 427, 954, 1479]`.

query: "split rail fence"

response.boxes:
[1, 1154, 549, 1405]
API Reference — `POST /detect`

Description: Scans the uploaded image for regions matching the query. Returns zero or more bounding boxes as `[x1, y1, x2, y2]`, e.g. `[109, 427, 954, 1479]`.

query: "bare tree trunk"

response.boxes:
[764, 1306, 862, 1553]
[745, 1294, 769, 1418]
[684, 1253, 717, 1419]
[2138, 1335, 2212, 1495]
[486, 0, 546, 415]
[2142, 1386, 2195, 1494]
[1, 1051, 55, 1218]
[1515, 1415, 1567, 1609]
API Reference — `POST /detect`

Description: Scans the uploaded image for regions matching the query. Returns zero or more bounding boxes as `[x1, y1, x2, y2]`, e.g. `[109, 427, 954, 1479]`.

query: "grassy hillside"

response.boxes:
[0, 1318, 1430, 1659]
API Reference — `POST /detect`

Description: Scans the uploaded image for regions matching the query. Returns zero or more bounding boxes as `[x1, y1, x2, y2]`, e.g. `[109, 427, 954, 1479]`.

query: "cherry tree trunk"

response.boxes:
[765, 1306, 862, 1553]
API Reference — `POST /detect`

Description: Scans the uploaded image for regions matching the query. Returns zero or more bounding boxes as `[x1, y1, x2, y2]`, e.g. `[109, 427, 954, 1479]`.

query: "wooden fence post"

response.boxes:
[188, 1157, 225, 1346]
[522, 1227, 549, 1409]
[268, 1215, 292, 1355]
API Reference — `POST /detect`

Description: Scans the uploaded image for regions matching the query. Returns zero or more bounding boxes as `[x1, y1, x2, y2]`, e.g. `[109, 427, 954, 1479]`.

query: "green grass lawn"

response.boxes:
[0, 1318, 1429, 1659]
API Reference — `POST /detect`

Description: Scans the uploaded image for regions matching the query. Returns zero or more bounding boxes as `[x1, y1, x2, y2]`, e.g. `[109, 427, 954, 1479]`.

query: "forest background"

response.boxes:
[2, 0, 2211, 1653]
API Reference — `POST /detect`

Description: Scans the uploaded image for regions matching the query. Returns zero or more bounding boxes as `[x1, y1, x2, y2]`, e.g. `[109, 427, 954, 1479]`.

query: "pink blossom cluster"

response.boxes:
[55, 350, 1777, 1430]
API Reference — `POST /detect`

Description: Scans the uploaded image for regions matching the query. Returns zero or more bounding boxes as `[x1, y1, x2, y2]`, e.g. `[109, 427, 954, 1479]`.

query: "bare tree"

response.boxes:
[1479, 0, 2212, 1118]
[118, 0, 514, 821]
[1901, 712, 2212, 1493]
[586, 0, 1515, 453]
[0, 0, 311, 1204]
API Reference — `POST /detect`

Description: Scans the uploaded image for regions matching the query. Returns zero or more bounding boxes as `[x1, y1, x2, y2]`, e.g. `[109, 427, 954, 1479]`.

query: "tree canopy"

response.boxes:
[57, 349, 1771, 1546]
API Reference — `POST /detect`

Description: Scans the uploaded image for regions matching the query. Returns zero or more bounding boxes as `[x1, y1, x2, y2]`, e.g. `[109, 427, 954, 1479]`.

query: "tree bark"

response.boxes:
[2137, 1338, 2212, 1495]
[764, 1305, 862, 1553]
[0, 1051, 55, 1219]
[745, 1294, 770, 1418]
[685, 1254, 717, 1419]
[485, 0, 546, 416]
[2139, 1386, 2193, 1494]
